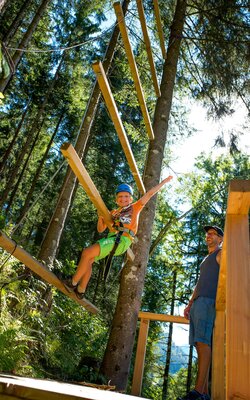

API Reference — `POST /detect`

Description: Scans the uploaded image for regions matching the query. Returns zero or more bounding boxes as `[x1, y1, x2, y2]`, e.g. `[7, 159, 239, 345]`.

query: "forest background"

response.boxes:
[0, 0, 249, 399]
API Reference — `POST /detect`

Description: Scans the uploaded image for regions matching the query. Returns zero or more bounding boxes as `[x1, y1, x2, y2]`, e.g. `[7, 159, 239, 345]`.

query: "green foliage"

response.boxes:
[0, 0, 249, 395]
[0, 319, 30, 372]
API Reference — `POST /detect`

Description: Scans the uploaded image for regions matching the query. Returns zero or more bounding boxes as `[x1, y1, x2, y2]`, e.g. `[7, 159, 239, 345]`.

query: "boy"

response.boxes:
[63, 176, 172, 298]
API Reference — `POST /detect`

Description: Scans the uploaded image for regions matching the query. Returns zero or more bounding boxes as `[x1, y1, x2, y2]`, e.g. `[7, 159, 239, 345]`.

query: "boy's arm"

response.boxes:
[139, 176, 173, 206]
[97, 214, 107, 233]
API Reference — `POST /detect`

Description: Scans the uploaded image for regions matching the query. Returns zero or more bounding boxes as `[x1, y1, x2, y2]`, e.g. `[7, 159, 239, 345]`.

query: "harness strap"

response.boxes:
[116, 226, 135, 237]
[103, 231, 123, 282]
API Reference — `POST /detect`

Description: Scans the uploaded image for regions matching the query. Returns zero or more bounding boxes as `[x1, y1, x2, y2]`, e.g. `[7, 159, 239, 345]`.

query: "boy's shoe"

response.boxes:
[62, 277, 77, 293]
[74, 287, 85, 300]
[177, 390, 206, 400]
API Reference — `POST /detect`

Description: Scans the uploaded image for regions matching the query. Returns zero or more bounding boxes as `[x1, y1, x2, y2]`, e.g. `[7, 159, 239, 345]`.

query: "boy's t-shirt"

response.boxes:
[110, 199, 145, 238]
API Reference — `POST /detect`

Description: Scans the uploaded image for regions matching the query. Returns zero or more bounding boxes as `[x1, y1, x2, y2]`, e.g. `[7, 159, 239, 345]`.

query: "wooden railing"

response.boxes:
[131, 312, 189, 396]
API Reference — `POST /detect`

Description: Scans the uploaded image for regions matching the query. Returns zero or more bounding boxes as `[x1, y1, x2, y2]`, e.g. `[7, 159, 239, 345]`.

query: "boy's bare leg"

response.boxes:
[72, 243, 100, 288]
[77, 258, 95, 292]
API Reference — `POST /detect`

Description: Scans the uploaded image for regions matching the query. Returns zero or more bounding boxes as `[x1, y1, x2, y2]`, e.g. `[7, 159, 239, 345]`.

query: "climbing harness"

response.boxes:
[102, 212, 135, 282]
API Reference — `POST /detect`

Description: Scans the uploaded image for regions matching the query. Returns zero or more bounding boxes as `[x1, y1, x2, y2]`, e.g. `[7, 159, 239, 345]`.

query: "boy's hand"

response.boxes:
[164, 175, 173, 183]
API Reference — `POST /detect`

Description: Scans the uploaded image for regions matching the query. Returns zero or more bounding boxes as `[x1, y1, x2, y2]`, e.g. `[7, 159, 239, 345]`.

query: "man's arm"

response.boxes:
[184, 286, 198, 320]
[216, 249, 222, 265]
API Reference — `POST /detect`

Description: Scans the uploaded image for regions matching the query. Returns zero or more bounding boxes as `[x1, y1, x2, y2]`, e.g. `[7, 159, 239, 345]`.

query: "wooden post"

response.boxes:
[152, 0, 166, 59]
[131, 318, 150, 396]
[92, 61, 146, 195]
[113, 2, 155, 141]
[212, 219, 227, 399]
[212, 180, 250, 400]
[226, 212, 249, 399]
[212, 310, 225, 400]
[136, 0, 161, 97]
[0, 230, 99, 314]
[61, 142, 135, 262]
[226, 181, 250, 400]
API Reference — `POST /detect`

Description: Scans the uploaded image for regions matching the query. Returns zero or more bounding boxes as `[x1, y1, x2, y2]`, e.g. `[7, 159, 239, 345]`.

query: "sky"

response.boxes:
[169, 100, 249, 176]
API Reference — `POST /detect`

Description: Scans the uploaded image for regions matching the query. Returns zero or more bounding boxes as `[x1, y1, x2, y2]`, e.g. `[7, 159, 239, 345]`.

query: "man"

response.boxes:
[178, 225, 224, 400]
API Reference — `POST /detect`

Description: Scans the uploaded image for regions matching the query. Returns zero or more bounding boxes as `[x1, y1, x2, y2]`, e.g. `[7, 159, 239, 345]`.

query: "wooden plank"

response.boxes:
[131, 318, 150, 396]
[138, 311, 189, 324]
[60, 143, 135, 262]
[92, 61, 145, 195]
[226, 214, 250, 400]
[227, 180, 250, 215]
[0, 231, 99, 314]
[113, 2, 155, 141]
[136, 0, 161, 97]
[215, 219, 227, 312]
[0, 374, 150, 400]
[211, 310, 225, 400]
[152, 0, 166, 59]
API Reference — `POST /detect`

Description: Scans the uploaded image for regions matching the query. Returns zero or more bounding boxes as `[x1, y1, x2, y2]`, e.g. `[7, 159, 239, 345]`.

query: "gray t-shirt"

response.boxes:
[195, 249, 220, 300]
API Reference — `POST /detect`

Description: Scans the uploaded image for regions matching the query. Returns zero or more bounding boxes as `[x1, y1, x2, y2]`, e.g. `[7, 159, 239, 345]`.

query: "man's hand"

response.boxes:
[184, 302, 193, 320]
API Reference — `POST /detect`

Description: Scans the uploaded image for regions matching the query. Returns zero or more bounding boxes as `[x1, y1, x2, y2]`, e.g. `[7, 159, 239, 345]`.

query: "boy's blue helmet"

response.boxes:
[116, 183, 133, 196]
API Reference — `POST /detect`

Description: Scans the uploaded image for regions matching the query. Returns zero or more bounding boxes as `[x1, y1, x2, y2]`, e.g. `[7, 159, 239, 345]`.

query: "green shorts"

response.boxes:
[95, 234, 132, 262]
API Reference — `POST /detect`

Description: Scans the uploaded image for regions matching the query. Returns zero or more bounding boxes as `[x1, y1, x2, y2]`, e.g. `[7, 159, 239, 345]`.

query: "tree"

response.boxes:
[100, 0, 187, 390]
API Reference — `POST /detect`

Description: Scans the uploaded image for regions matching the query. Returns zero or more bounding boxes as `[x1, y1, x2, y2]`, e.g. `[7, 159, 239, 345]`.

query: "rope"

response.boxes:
[0, 239, 17, 271]
[4, 16, 118, 54]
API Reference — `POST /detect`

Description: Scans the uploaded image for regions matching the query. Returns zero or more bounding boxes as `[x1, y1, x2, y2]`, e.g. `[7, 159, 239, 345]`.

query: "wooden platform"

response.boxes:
[0, 230, 99, 314]
[0, 374, 150, 400]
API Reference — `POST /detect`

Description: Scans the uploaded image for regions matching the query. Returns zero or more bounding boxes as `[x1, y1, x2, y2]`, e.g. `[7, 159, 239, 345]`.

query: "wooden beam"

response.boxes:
[113, 2, 155, 141]
[92, 61, 145, 195]
[0, 230, 99, 314]
[131, 318, 149, 396]
[152, 0, 166, 59]
[136, 0, 161, 97]
[138, 311, 189, 324]
[227, 179, 250, 215]
[60, 143, 135, 262]
[0, 374, 150, 400]
[212, 310, 225, 400]
[226, 214, 250, 399]
[213, 179, 250, 399]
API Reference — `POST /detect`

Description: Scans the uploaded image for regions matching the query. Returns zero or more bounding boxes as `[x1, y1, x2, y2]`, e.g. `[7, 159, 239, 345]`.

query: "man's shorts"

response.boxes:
[95, 234, 132, 262]
[189, 296, 216, 347]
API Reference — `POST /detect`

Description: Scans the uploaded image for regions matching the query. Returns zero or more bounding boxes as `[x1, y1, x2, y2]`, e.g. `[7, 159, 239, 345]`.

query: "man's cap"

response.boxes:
[204, 225, 224, 237]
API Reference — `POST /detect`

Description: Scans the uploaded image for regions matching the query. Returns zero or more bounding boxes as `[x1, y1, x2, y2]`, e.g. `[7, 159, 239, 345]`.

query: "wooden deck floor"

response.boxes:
[0, 374, 150, 400]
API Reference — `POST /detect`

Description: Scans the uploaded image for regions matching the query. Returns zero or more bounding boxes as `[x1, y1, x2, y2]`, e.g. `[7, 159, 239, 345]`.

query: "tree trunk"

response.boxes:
[100, 0, 187, 391]
[3, 0, 34, 45]
[0, 0, 51, 93]
[0, 100, 30, 176]
[0, 55, 64, 208]
[5, 121, 44, 214]
[0, 0, 7, 14]
[162, 270, 177, 400]
[187, 345, 194, 393]
[15, 113, 64, 227]
[38, 0, 131, 265]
